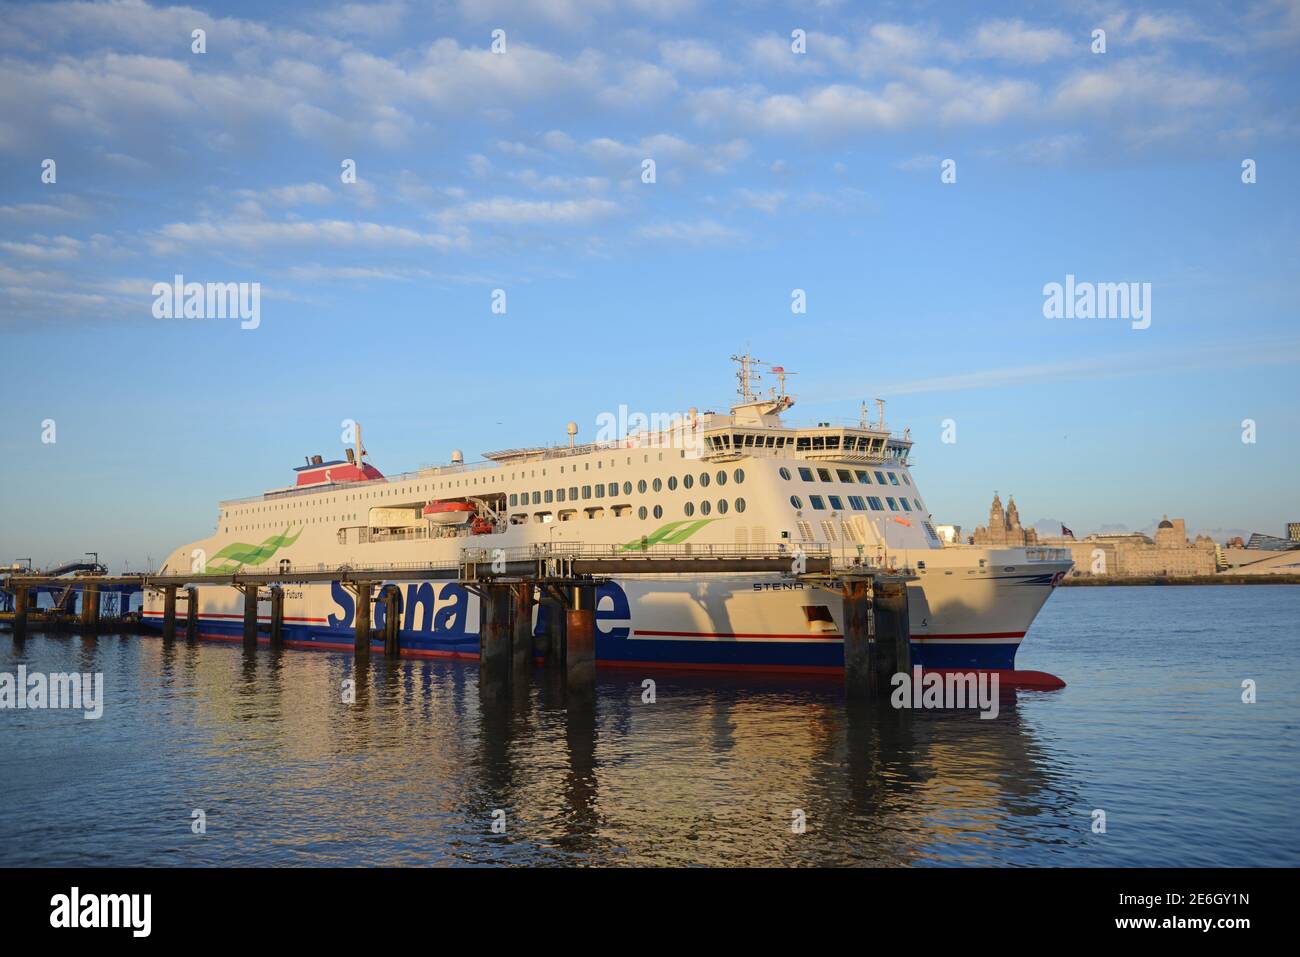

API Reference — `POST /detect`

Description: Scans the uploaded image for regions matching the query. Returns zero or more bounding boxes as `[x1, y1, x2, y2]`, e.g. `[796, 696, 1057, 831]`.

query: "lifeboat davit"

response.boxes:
[423, 501, 475, 525]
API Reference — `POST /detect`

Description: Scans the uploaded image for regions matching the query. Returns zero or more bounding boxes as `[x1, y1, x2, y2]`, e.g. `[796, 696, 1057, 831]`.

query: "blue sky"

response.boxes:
[0, 0, 1297, 569]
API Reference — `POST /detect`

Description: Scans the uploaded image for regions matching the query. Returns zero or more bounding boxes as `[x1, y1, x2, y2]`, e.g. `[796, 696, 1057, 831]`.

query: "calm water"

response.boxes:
[2, 586, 1297, 866]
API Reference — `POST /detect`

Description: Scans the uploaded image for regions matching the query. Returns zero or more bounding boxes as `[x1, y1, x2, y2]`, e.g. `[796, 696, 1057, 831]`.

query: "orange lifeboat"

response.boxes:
[423, 501, 475, 525]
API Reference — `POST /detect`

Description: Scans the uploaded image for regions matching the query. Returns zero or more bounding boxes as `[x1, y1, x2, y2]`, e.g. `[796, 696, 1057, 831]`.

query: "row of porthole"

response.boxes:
[512, 469, 746, 507]
[681, 498, 746, 517]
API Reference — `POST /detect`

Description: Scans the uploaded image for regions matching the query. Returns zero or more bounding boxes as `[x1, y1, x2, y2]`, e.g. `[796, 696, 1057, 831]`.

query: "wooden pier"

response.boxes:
[1, 545, 915, 700]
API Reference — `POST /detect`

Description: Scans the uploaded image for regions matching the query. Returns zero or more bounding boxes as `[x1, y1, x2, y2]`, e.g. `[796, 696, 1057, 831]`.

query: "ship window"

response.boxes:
[735, 498, 746, 513]
[683, 474, 694, 489]
[637, 479, 647, 493]
[868, 497, 884, 510]
[652, 478, 662, 492]
[790, 495, 803, 509]
[716, 470, 727, 486]
[796, 437, 810, 451]
[685, 502, 695, 516]
[532, 491, 541, 505]
[900, 499, 911, 511]
[902, 474, 912, 486]
[545, 489, 554, 503]
[570, 487, 578, 499]
[582, 485, 592, 499]
[556, 488, 566, 502]
[653, 504, 663, 519]
[638, 506, 648, 519]
[848, 495, 865, 510]
[826, 436, 840, 449]
[700, 501, 712, 516]
[595, 485, 605, 498]
[856, 470, 871, 484]
[668, 476, 678, 491]
[837, 469, 854, 483]
[733, 469, 744, 484]
[914, 499, 923, 511]
[779, 467, 791, 480]
[828, 495, 844, 511]
[874, 471, 887, 484]
[797, 467, 813, 481]
[717, 499, 728, 514]
[816, 468, 832, 482]
[623, 481, 632, 495]
[608, 482, 618, 496]
[810, 495, 826, 510]
[888, 473, 900, 486]
[803, 605, 834, 623]
[887, 497, 898, 510]
[699, 472, 710, 488]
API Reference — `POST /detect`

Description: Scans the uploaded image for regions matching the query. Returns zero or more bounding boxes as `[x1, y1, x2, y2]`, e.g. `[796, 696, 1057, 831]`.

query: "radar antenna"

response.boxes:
[730, 352, 765, 402]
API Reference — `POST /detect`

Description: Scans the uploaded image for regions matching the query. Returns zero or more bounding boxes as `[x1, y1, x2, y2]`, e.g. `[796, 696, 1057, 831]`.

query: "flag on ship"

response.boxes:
[1061, 524, 1075, 539]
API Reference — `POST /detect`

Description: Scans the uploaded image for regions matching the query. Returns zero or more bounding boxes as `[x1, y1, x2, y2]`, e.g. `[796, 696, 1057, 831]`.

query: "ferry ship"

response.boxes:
[142, 356, 1072, 673]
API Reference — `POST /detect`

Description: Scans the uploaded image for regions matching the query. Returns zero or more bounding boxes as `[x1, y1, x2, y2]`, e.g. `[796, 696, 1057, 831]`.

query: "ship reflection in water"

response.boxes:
[2, 587, 1298, 867]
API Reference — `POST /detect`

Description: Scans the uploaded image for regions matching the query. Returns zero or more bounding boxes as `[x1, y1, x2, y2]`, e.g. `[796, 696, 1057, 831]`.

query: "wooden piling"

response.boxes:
[184, 587, 198, 640]
[566, 584, 596, 694]
[842, 578, 873, 699]
[241, 584, 258, 648]
[872, 581, 912, 685]
[162, 585, 177, 641]
[542, 596, 566, 666]
[80, 583, 99, 629]
[13, 585, 28, 635]
[269, 585, 284, 647]
[511, 583, 533, 675]
[353, 582, 373, 657]
[479, 585, 511, 695]
[381, 584, 401, 658]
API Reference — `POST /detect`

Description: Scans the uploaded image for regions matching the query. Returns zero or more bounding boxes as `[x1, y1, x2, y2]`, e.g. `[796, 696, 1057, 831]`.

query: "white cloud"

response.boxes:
[151, 219, 466, 253]
[969, 19, 1073, 63]
[438, 197, 619, 225]
[637, 218, 744, 244]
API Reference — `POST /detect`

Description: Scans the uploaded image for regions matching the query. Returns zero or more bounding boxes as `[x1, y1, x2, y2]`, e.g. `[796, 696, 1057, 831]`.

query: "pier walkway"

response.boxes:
[1, 544, 915, 700]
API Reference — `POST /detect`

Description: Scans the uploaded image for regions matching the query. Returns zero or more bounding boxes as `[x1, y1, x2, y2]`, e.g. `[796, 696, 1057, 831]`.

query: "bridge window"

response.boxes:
[810, 495, 826, 510]
[868, 497, 884, 510]
[848, 495, 866, 510]
[900, 499, 912, 512]
[798, 467, 813, 481]
[828, 495, 844, 510]
[887, 497, 898, 510]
